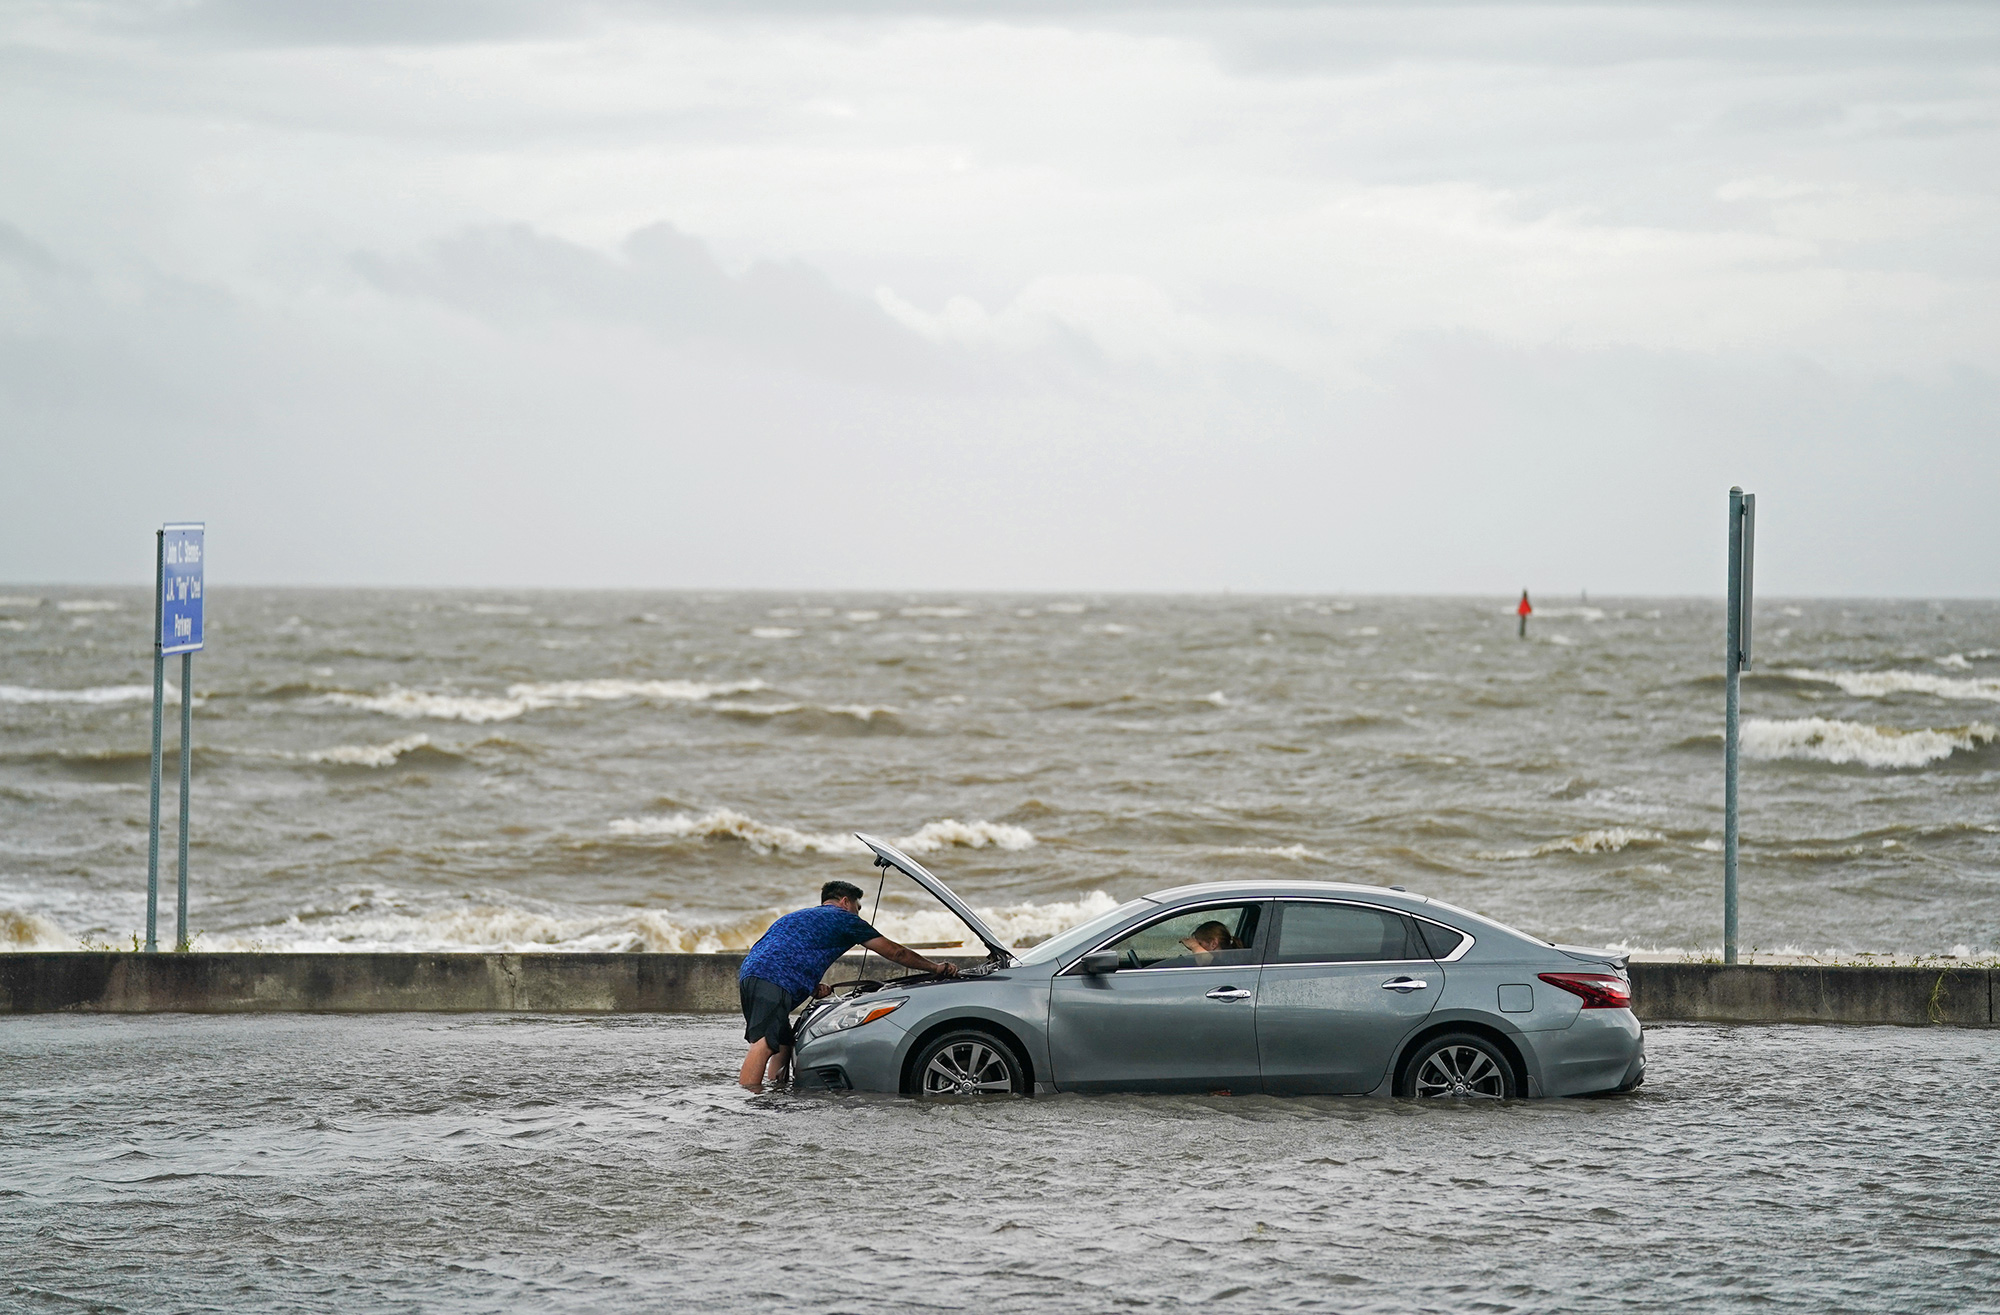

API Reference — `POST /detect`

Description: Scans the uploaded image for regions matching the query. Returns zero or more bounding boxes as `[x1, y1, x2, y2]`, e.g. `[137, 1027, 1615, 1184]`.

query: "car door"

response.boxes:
[1046, 902, 1269, 1094]
[1255, 900, 1444, 1095]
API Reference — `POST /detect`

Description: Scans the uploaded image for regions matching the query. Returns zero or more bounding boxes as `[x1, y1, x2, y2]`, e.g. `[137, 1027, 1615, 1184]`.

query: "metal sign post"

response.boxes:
[1724, 489, 1754, 964]
[148, 523, 205, 952]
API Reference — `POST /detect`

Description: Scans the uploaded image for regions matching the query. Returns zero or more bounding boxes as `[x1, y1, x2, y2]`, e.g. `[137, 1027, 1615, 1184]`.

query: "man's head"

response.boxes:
[822, 880, 866, 913]
[1179, 920, 1234, 954]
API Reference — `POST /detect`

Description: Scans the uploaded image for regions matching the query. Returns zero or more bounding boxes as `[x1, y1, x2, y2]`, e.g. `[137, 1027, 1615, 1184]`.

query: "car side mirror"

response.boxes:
[1077, 951, 1120, 975]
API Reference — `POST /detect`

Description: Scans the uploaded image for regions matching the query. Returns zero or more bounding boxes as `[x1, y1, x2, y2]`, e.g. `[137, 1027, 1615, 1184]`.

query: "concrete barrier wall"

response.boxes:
[0, 952, 981, 1016]
[1628, 962, 1994, 1028]
[1, 953, 1993, 1026]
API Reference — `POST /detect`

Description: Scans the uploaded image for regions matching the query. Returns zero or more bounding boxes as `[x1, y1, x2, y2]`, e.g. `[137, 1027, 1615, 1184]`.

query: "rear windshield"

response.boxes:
[1418, 897, 1551, 948]
[1012, 899, 1158, 965]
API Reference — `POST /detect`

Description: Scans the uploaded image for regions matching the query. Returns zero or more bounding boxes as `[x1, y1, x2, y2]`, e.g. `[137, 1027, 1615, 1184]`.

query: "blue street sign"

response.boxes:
[160, 522, 204, 654]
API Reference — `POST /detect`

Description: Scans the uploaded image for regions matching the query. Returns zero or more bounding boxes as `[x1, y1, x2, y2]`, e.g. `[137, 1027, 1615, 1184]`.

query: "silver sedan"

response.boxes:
[794, 835, 1645, 1100]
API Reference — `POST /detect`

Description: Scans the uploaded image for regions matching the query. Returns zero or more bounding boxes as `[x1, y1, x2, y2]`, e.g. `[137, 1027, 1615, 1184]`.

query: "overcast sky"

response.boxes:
[3, 1, 1996, 594]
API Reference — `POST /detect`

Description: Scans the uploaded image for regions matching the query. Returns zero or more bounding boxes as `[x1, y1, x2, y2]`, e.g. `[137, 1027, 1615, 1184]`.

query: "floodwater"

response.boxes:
[5, 589, 2000, 958]
[3, 1016, 1995, 1312]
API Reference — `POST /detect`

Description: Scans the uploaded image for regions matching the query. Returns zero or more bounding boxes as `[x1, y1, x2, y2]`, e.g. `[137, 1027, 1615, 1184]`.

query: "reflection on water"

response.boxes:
[4, 1015, 1995, 1312]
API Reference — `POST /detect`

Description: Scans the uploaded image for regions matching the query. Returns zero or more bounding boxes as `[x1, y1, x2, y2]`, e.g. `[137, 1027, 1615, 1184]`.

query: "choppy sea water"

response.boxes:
[3, 589, 1998, 957]
[3, 1016, 1995, 1312]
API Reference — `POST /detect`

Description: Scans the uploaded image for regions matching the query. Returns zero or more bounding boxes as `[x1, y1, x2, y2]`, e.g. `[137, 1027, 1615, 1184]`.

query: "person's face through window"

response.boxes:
[1179, 922, 1232, 954]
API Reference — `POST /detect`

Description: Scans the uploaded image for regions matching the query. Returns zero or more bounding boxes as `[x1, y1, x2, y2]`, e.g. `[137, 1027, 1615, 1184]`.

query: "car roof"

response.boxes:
[1143, 880, 1551, 947]
[1144, 879, 1432, 909]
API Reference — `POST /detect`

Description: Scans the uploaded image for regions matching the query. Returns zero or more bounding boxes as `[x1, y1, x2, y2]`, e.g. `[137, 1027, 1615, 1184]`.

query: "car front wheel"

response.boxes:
[912, 1030, 1026, 1098]
[1398, 1033, 1517, 1099]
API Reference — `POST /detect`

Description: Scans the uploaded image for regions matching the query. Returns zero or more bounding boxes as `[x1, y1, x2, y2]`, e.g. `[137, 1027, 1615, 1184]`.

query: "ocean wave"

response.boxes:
[1479, 828, 1667, 860]
[606, 809, 1034, 856]
[1743, 717, 1999, 769]
[1, 908, 76, 949]
[323, 689, 526, 723]
[322, 678, 769, 723]
[55, 600, 121, 613]
[304, 735, 437, 768]
[1216, 844, 1328, 861]
[708, 700, 900, 725]
[900, 606, 972, 618]
[0, 683, 180, 705]
[511, 679, 768, 704]
[1781, 668, 2000, 704]
[196, 888, 1113, 954]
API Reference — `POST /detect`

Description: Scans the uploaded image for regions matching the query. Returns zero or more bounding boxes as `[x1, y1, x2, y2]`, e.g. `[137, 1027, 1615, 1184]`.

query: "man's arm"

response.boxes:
[862, 936, 960, 977]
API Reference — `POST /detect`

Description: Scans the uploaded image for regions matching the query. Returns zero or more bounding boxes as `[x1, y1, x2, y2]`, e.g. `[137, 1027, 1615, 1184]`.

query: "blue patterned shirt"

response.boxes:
[739, 905, 882, 1001]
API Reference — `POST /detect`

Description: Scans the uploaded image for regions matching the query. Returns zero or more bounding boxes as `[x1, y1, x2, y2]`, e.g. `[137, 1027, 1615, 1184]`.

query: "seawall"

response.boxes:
[1, 954, 1993, 1026]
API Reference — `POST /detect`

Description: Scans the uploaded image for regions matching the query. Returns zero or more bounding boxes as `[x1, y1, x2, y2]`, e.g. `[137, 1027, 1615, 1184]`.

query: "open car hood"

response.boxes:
[853, 832, 1012, 963]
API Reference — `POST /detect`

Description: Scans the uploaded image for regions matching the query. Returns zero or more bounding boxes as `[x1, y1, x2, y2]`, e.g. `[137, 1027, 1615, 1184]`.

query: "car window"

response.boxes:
[1415, 919, 1467, 959]
[1272, 902, 1428, 964]
[1101, 904, 1263, 970]
[1013, 899, 1159, 965]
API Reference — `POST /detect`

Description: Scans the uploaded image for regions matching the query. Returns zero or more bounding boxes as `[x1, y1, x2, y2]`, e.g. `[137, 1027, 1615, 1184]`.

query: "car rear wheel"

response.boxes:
[1399, 1033, 1516, 1099]
[913, 1030, 1026, 1098]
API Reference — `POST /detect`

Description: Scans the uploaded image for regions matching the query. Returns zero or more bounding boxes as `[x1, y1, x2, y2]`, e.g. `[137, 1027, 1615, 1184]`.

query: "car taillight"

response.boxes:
[1538, 972, 1632, 1009]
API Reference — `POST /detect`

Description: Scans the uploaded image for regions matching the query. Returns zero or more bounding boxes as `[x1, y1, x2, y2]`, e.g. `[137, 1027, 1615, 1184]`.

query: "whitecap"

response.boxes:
[708, 701, 898, 722]
[1045, 603, 1088, 614]
[0, 908, 75, 949]
[55, 600, 121, 613]
[0, 683, 179, 705]
[305, 735, 433, 768]
[895, 819, 1036, 852]
[323, 678, 769, 722]
[1480, 828, 1666, 860]
[323, 689, 528, 723]
[607, 809, 1034, 857]
[0, 595, 41, 608]
[900, 606, 973, 618]
[465, 603, 531, 615]
[751, 627, 802, 639]
[509, 678, 768, 704]
[1780, 667, 2000, 704]
[1216, 844, 1327, 861]
[1743, 717, 1998, 769]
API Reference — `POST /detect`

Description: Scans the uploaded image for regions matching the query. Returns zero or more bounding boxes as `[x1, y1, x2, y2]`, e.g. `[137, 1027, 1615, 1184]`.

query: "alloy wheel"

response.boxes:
[1413, 1044, 1508, 1098]
[921, 1039, 1016, 1096]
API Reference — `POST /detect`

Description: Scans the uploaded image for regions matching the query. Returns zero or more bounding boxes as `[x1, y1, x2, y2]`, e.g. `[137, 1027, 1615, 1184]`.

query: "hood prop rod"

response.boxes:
[848, 856, 891, 987]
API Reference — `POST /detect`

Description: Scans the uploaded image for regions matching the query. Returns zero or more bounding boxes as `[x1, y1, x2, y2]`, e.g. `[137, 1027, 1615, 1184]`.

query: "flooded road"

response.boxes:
[4, 1016, 1995, 1312]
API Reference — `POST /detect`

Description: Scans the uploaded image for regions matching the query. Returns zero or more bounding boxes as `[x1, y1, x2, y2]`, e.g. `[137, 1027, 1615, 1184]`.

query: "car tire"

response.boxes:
[911, 1030, 1026, 1098]
[1397, 1032, 1517, 1099]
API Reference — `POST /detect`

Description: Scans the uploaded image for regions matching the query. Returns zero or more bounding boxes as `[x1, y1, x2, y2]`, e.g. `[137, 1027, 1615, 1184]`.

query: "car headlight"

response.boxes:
[813, 998, 906, 1036]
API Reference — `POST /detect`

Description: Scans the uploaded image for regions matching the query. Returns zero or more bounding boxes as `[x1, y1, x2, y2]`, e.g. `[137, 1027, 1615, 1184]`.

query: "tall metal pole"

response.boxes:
[176, 650, 193, 951]
[1723, 488, 1744, 964]
[146, 530, 164, 953]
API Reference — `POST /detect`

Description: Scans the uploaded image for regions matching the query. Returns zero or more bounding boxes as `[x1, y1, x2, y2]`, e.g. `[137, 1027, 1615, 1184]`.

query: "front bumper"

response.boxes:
[792, 1016, 910, 1093]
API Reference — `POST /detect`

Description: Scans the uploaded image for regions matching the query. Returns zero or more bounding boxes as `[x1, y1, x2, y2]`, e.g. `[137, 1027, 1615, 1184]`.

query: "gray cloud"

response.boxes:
[2, 2, 1996, 593]
[355, 223, 947, 385]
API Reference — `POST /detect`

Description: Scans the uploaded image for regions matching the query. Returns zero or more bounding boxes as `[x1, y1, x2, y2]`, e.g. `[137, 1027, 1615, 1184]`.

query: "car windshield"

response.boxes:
[1011, 898, 1158, 965]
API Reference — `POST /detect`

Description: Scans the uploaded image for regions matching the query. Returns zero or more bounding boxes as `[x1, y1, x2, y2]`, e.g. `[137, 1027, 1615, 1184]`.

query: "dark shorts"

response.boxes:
[740, 975, 801, 1050]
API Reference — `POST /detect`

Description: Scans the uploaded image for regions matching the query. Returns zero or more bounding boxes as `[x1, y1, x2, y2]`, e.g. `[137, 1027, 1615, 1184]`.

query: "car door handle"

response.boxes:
[1381, 977, 1429, 993]
[1204, 987, 1252, 1001]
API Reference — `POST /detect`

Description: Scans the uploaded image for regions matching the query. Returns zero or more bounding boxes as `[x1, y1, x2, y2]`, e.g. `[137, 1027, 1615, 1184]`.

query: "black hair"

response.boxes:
[822, 880, 866, 904]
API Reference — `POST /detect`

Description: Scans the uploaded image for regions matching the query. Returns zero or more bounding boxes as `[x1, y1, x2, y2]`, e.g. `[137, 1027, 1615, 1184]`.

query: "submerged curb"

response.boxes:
[0, 954, 1993, 1026]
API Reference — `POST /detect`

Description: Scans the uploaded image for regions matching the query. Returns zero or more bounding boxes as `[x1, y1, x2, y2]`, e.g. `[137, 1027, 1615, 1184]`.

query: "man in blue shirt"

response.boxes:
[738, 879, 960, 1090]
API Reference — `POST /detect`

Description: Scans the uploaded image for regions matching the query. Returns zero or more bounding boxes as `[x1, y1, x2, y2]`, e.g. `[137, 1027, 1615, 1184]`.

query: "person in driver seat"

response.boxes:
[1178, 920, 1241, 962]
